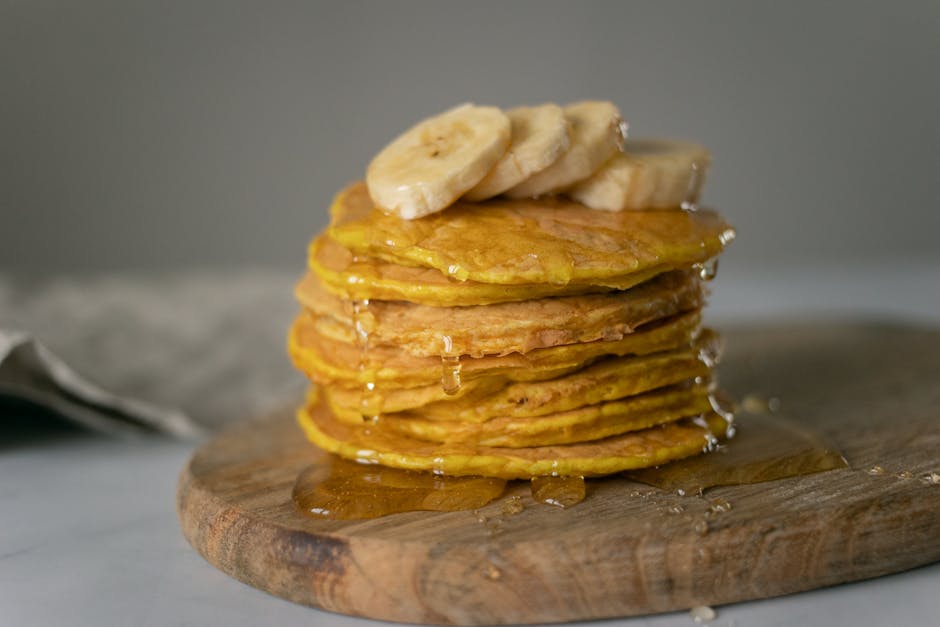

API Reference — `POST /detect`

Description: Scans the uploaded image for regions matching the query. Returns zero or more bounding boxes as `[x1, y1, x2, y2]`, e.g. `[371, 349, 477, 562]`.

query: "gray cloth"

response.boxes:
[0, 270, 307, 438]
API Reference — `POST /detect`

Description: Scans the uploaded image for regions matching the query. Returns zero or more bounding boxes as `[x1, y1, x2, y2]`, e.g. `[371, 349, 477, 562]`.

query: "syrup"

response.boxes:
[694, 258, 718, 282]
[440, 335, 463, 395]
[625, 413, 848, 495]
[440, 355, 462, 396]
[293, 410, 848, 519]
[292, 456, 506, 519]
[530, 476, 586, 508]
[350, 299, 382, 421]
[681, 161, 703, 211]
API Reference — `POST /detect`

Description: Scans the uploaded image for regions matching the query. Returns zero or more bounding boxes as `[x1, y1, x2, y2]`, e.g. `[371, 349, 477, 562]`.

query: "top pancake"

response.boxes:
[328, 181, 734, 287]
[310, 234, 667, 307]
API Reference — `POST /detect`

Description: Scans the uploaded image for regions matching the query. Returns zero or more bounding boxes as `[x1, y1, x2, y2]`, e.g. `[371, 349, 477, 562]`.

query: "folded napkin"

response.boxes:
[0, 271, 306, 438]
[0, 330, 200, 437]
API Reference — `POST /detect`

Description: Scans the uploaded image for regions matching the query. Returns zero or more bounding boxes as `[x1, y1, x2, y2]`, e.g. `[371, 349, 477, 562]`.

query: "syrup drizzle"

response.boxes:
[440, 335, 463, 396]
[351, 299, 381, 422]
[695, 327, 722, 368]
[681, 161, 703, 211]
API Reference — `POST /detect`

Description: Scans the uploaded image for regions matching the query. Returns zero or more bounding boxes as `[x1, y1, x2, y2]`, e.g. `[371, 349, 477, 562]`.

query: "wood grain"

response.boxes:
[177, 322, 940, 624]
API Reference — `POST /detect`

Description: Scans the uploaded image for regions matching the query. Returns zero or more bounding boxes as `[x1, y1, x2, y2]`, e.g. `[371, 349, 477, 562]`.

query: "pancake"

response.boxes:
[321, 337, 714, 425]
[328, 181, 734, 286]
[298, 389, 731, 479]
[414, 346, 713, 422]
[296, 268, 704, 357]
[350, 382, 713, 448]
[310, 233, 668, 307]
[323, 377, 506, 421]
[288, 310, 703, 390]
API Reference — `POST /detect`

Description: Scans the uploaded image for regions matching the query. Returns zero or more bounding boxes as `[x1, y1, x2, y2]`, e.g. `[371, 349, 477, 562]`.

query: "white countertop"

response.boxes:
[2, 260, 939, 627]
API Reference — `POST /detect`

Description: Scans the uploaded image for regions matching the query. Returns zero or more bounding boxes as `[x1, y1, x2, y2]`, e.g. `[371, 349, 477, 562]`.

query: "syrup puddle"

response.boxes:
[625, 413, 848, 495]
[292, 456, 506, 520]
[293, 413, 848, 520]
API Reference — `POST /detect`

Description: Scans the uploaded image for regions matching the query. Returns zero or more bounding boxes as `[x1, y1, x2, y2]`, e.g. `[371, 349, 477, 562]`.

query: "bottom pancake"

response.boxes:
[298, 387, 732, 479]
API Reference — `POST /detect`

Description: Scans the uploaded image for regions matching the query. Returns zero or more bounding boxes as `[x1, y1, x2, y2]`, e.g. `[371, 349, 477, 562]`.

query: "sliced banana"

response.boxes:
[366, 104, 511, 219]
[568, 139, 711, 211]
[463, 104, 570, 201]
[505, 101, 625, 198]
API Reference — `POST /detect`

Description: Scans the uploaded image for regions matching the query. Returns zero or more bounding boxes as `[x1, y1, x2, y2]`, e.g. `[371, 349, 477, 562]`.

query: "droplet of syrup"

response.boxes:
[708, 497, 732, 514]
[694, 258, 719, 281]
[441, 355, 462, 395]
[530, 476, 586, 508]
[440, 335, 463, 395]
[500, 495, 525, 516]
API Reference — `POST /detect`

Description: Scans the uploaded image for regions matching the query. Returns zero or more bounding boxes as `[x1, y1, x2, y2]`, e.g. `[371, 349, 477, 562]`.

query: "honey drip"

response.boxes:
[440, 335, 463, 395]
[441, 355, 462, 395]
[626, 413, 848, 495]
[695, 258, 718, 282]
[351, 299, 381, 421]
[530, 476, 586, 508]
[292, 456, 506, 519]
[681, 161, 702, 211]
[695, 327, 722, 368]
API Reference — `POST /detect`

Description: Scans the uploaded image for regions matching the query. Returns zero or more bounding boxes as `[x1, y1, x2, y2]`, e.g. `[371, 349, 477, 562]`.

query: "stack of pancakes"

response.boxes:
[289, 182, 735, 479]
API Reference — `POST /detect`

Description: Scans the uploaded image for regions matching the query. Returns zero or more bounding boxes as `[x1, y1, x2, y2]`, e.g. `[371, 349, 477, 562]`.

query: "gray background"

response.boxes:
[2, 0, 938, 276]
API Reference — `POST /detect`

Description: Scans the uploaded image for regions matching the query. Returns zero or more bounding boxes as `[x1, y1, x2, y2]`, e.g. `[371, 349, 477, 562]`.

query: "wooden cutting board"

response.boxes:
[177, 322, 940, 624]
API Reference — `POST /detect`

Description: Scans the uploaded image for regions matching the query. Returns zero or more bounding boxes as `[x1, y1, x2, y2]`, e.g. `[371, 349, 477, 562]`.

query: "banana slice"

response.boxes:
[505, 100, 625, 198]
[366, 104, 511, 219]
[463, 104, 570, 201]
[568, 139, 711, 211]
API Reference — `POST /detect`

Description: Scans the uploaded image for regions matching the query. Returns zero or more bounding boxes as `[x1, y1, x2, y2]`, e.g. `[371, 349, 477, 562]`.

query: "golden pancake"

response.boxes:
[310, 233, 667, 307]
[415, 347, 712, 422]
[322, 339, 714, 425]
[358, 383, 712, 448]
[297, 269, 703, 357]
[288, 310, 703, 390]
[298, 388, 731, 479]
[322, 377, 507, 416]
[328, 181, 734, 286]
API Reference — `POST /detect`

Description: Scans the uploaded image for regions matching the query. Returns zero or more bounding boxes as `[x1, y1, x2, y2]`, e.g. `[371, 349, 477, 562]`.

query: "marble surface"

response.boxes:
[2, 260, 939, 626]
